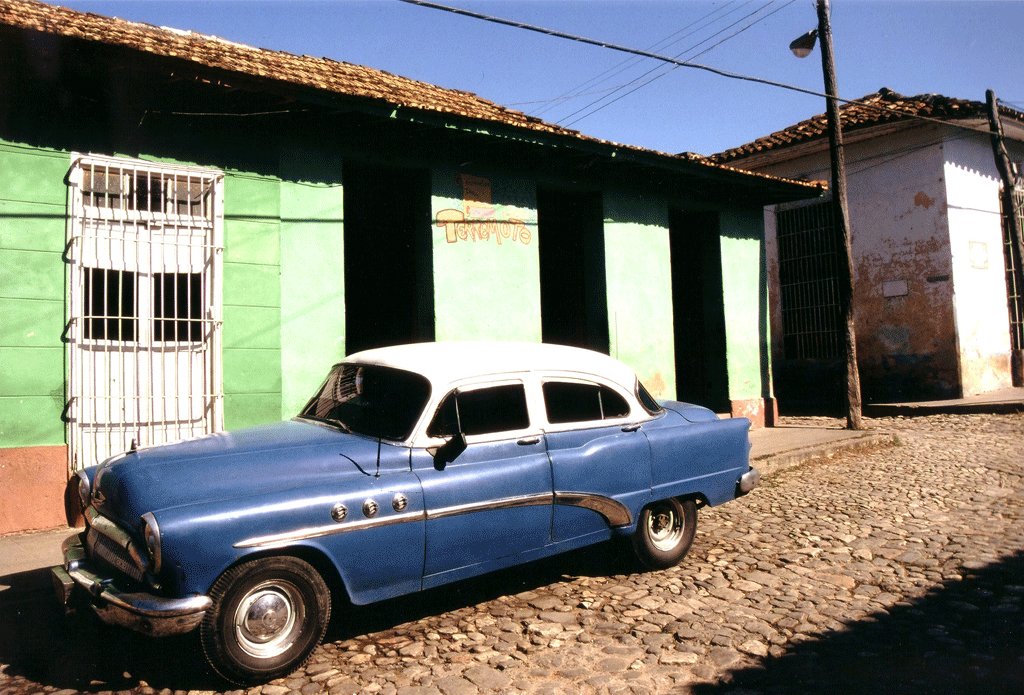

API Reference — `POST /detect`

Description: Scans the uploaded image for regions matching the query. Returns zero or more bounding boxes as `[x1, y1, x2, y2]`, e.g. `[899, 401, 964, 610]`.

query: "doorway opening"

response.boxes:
[537, 188, 608, 353]
[670, 210, 729, 412]
[343, 162, 434, 355]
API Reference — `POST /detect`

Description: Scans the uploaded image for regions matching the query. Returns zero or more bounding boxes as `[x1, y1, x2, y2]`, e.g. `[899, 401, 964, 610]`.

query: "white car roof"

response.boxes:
[344, 342, 639, 391]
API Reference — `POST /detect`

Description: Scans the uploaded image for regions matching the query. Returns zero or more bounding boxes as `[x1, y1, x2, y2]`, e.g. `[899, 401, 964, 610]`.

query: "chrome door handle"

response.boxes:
[621, 423, 641, 432]
[517, 437, 540, 445]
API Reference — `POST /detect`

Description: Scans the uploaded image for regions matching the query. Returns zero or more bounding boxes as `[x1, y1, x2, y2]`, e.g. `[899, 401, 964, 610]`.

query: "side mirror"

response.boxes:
[430, 432, 467, 469]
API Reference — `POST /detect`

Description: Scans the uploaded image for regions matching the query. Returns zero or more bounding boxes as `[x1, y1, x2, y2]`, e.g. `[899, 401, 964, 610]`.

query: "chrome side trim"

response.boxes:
[234, 491, 633, 548]
[234, 510, 427, 549]
[554, 491, 632, 526]
[425, 492, 553, 520]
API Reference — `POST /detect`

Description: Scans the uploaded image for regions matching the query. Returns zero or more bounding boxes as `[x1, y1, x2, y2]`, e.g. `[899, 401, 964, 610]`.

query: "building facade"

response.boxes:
[714, 88, 1024, 412]
[0, 0, 819, 534]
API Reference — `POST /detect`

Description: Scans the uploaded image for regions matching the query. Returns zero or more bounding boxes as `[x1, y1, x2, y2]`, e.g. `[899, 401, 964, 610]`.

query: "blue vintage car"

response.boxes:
[52, 342, 760, 684]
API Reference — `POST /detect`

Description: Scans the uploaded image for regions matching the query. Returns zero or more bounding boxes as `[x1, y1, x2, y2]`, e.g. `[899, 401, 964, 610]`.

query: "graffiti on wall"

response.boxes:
[435, 173, 532, 246]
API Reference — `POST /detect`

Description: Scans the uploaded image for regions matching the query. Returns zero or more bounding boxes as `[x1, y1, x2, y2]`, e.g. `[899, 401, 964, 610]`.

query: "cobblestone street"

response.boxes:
[2, 414, 1022, 694]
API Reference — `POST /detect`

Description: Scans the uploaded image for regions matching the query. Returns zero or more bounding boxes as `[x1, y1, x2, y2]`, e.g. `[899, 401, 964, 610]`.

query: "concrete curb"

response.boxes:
[865, 402, 1024, 417]
[752, 432, 898, 478]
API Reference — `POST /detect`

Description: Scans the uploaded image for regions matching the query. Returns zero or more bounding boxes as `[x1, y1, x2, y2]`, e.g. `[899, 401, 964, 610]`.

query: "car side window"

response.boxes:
[427, 384, 530, 437]
[543, 381, 630, 424]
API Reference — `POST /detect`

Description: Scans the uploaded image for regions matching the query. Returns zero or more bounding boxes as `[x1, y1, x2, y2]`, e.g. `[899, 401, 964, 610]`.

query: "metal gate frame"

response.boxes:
[65, 153, 225, 471]
[775, 197, 843, 361]
[1006, 187, 1024, 352]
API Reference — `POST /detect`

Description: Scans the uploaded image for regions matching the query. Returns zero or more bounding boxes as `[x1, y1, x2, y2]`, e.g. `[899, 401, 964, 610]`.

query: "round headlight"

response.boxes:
[141, 512, 162, 574]
[63, 473, 90, 527]
[77, 474, 91, 509]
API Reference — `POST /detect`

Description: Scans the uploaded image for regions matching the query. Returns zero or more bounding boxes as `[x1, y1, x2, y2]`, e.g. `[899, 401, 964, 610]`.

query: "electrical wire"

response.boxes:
[561, 0, 798, 128]
[528, 0, 754, 116]
[399, 0, 1005, 140]
[556, 0, 777, 124]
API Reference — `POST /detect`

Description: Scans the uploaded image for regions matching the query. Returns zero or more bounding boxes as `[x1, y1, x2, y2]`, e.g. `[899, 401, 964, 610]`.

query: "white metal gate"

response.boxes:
[65, 154, 224, 470]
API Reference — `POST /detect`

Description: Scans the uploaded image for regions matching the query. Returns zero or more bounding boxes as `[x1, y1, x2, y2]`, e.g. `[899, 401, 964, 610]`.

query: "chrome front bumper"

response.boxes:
[737, 466, 761, 495]
[52, 533, 211, 637]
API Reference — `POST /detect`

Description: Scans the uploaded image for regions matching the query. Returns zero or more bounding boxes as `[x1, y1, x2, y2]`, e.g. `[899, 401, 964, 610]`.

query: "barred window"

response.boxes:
[777, 202, 843, 360]
[80, 162, 214, 219]
[84, 268, 136, 342]
[153, 272, 203, 342]
[1005, 189, 1024, 351]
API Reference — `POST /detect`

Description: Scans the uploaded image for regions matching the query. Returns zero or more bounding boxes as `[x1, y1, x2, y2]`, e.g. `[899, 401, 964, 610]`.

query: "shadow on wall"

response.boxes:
[694, 550, 1024, 694]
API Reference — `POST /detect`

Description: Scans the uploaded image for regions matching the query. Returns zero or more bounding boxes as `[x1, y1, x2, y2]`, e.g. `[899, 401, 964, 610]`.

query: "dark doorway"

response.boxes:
[670, 210, 729, 412]
[774, 201, 844, 413]
[537, 188, 609, 353]
[343, 162, 434, 355]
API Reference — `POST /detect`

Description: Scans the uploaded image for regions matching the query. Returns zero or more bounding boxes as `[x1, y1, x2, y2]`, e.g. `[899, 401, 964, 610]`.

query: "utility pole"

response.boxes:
[986, 89, 1024, 385]
[815, 0, 862, 429]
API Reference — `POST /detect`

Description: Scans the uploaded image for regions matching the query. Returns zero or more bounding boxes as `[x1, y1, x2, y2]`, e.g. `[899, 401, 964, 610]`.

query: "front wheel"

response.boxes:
[200, 556, 331, 685]
[631, 498, 697, 570]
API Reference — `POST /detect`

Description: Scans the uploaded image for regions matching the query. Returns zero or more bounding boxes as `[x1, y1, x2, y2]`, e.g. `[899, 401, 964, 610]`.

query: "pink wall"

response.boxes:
[0, 446, 67, 535]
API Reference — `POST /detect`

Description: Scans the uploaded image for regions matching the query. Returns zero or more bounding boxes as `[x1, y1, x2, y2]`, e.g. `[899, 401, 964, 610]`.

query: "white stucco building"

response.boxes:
[713, 88, 1024, 410]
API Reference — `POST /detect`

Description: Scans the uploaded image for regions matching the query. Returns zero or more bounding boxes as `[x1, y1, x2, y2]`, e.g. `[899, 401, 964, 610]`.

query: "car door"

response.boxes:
[542, 377, 652, 542]
[411, 379, 553, 588]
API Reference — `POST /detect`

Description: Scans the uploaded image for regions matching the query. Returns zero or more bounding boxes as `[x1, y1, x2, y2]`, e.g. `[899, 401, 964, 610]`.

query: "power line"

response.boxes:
[557, 0, 778, 125]
[561, 0, 797, 128]
[530, 0, 755, 117]
[399, 0, 1003, 141]
[401, 0, 827, 98]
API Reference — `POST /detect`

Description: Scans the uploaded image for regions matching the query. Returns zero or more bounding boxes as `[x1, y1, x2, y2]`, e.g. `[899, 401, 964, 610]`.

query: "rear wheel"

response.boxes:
[200, 556, 331, 685]
[631, 498, 697, 569]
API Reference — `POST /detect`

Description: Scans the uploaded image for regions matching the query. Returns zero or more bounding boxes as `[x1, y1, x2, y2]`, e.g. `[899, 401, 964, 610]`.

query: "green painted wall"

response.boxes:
[279, 151, 345, 417]
[222, 173, 283, 430]
[603, 192, 676, 399]
[719, 210, 770, 402]
[431, 168, 542, 342]
[0, 141, 68, 447]
[0, 134, 772, 451]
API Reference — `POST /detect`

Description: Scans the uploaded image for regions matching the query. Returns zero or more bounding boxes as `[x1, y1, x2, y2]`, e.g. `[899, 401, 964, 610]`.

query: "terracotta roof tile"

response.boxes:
[0, 0, 577, 137]
[712, 87, 1024, 163]
[0, 0, 821, 192]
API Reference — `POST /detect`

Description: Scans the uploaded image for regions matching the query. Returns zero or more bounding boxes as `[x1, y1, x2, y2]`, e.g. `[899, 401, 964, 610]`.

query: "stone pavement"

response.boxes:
[1, 413, 1021, 694]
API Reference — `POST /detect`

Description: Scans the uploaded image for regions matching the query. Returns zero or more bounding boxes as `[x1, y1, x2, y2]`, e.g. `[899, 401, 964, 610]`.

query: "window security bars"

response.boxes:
[777, 201, 844, 361]
[66, 155, 224, 471]
[1005, 188, 1024, 352]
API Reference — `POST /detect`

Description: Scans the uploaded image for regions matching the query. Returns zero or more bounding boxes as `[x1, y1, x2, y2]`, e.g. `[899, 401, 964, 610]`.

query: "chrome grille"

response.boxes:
[87, 526, 144, 583]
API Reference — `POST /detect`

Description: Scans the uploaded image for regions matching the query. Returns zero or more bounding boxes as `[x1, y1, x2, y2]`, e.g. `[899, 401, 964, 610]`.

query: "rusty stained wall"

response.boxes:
[759, 125, 971, 402]
[943, 134, 1013, 395]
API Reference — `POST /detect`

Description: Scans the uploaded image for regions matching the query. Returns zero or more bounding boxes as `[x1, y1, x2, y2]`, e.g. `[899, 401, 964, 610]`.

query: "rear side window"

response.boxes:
[543, 381, 630, 424]
[427, 384, 530, 437]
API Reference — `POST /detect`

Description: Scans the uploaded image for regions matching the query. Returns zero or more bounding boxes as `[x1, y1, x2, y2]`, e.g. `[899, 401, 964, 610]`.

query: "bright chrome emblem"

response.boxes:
[362, 499, 379, 518]
[330, 503, 348, 523]
[392, 493, 408, 512]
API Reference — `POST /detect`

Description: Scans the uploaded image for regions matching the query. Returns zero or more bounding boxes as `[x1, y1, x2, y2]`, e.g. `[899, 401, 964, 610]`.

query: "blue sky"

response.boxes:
[58, 0, 1024, 155]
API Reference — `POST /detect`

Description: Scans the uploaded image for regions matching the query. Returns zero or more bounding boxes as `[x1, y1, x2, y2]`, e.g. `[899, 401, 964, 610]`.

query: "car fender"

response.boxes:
[154, 472, 426, 605]
[641, 403, 751, 507]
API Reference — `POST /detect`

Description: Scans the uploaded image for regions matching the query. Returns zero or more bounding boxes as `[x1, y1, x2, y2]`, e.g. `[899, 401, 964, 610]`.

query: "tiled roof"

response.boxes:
[0, 0, 579, 137]
[712, 87, 1024, 164]
[0, 0, 822, 193]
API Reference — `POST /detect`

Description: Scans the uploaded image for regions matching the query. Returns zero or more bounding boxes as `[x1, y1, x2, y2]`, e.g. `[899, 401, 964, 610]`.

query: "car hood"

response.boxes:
[92, 420, 407, 525]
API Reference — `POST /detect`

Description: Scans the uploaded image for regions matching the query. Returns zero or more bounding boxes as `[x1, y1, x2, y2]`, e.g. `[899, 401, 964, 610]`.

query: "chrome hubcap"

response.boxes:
[234, 581, 301, 658]
[647, 504, 683, 552]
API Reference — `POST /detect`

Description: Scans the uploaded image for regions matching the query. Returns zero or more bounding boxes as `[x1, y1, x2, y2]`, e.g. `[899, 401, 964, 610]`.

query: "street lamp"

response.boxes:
[788, 29, 818, 59]
[791, 0, 863, 430]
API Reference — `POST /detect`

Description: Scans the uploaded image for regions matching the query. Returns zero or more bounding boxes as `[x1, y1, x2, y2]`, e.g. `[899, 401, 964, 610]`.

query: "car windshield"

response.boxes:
[299, 364, 431, 441]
